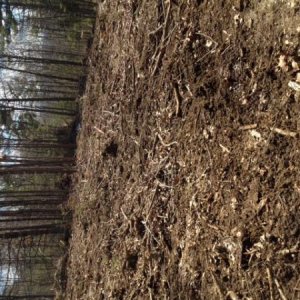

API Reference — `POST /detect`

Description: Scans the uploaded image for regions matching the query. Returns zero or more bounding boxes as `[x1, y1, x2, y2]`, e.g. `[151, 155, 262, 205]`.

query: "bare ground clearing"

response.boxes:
[61, 1, 300, 299]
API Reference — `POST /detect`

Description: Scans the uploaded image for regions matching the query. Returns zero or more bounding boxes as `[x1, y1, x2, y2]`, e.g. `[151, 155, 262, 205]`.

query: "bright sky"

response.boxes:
[0, 265, 18, 294]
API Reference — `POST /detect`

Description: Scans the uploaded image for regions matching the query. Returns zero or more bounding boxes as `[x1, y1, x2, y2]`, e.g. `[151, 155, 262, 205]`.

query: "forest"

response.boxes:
[0, 0, 95, 298]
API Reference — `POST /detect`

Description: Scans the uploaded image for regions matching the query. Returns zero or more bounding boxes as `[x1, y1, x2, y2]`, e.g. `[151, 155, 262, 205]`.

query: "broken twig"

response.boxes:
[94, 126, 105, 134]
[266, 268, 274, 300]
[274, 279, 287, 300]
[238, 124, 257, 131]
[157, 133, 178, 147]
[271, 127, 297, 138]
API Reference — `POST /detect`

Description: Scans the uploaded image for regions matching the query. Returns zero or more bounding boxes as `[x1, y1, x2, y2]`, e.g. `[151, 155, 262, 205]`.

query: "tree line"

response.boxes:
[0, 0, 95, 297]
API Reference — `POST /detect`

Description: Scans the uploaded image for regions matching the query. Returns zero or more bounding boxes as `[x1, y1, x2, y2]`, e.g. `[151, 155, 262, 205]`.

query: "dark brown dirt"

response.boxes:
[63, 1, 300, 299]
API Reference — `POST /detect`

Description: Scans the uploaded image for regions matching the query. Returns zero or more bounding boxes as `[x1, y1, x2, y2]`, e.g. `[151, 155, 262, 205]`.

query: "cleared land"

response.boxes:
[63, 1, 300, 299]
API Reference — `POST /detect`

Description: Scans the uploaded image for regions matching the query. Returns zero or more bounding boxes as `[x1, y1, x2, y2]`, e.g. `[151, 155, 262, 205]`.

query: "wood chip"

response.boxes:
[226, 291, 239, 300]
[239, 124, 257, 131]
[219, 143, 230, 153]
[271, 127, 297, 137]
[278, 55, 288, 72]
[288, 81, 300, 92]
[94, 126, 105, 134]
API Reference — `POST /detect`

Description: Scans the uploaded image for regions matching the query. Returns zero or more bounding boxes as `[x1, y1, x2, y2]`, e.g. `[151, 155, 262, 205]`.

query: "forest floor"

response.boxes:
[61, 1, 300, 299]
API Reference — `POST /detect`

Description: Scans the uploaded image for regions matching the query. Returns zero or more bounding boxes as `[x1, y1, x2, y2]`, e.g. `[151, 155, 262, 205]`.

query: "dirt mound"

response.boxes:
[65, 1, 300, 299]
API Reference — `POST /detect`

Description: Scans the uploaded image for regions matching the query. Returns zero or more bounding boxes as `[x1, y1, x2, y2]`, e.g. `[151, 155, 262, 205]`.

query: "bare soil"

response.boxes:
[63, 1, 300, 299]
